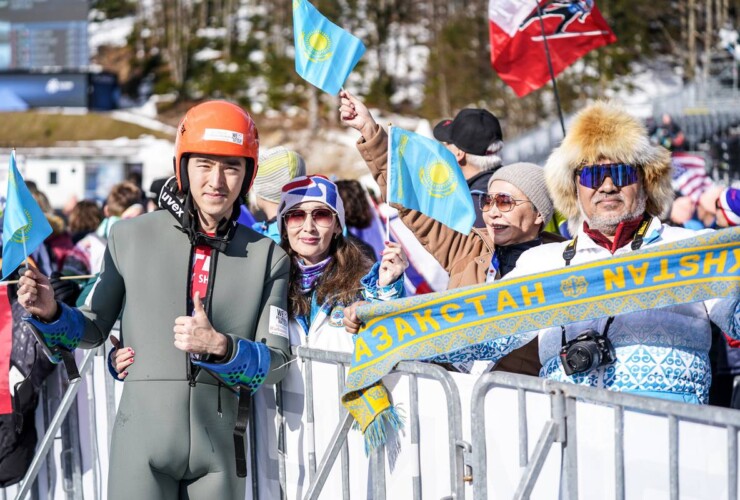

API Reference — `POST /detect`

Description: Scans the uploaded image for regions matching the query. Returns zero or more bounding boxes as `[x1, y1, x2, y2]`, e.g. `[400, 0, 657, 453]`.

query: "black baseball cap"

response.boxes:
[433, 108, 503, 156]
[433, 118, 454, 143]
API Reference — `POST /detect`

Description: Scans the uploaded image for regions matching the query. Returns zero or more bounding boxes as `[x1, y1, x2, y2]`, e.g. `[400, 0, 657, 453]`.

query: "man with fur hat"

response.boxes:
[487, 101, 740, 403]
[339, 90, 562, 376]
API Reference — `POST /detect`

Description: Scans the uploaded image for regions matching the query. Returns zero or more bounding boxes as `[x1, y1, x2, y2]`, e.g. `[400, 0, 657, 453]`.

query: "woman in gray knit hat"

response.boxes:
[485, 162, 556, 277]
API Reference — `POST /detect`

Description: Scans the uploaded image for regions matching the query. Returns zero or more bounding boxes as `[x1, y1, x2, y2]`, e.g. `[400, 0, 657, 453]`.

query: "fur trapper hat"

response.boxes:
[544, 101, 673, 230]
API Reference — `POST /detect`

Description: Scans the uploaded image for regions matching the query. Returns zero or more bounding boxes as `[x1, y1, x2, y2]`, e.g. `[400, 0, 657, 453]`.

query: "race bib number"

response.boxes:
[269, 306, 288, 339]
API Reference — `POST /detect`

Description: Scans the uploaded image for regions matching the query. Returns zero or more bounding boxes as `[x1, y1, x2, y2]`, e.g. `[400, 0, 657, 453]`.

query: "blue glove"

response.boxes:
[24, 302, 85, 364]
[193, 338, 271, 393]
[361, 262, 405, 301]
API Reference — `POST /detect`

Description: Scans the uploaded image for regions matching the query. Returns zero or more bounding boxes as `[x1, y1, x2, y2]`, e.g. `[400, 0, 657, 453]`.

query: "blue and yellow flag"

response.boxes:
[388, 127, 476, 235]
[2, 151, 52, 280]
[292, 0, 366, 95]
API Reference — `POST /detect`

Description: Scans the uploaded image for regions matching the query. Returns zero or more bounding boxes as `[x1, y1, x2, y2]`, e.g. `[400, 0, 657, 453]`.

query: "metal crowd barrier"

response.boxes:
[288, 346, 466, 500]
[6, 324, 132, 500]
[7, 342, 740, 500]
[471, 372, 740, 500]
[17, 350, 95, 500]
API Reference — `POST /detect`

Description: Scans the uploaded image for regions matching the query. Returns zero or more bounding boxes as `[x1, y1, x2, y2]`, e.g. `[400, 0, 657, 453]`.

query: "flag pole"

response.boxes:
[385, 124, 392, 241]
[21, 227, 29, 271]
[534, 1, 566, 137]
[1, 274, 95, 286]
[14, 149, 31, 272]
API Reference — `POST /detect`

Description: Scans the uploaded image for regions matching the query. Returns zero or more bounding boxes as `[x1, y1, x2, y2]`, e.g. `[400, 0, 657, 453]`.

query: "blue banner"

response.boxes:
[2, 151, 52, 279]
[388, 127, 476, 235]
[292, 0, 366, 95]
[343, 228, 740, 394]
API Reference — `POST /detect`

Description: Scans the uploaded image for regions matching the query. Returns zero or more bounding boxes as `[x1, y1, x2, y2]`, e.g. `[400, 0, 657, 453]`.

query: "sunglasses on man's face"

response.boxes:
[283, 208, 335, 228]
[479, 192, 532, 213]
[576, 163, 639, 189]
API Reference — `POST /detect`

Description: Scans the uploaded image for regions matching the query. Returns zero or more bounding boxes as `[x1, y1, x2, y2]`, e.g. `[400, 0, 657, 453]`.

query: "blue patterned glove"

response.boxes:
[23, 302, 85, 364]
[193, 338, 271, 393]
[361, 262, 405, 302]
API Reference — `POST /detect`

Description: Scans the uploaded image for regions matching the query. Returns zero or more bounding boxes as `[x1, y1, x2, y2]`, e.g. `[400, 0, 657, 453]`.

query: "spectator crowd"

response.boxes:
[1, 95, 739, 495]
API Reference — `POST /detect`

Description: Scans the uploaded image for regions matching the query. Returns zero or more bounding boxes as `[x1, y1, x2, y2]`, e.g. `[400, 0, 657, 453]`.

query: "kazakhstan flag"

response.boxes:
[292, 0, 366, 95]
[2, 151, 52, 280]
[388, 127, 476, 235]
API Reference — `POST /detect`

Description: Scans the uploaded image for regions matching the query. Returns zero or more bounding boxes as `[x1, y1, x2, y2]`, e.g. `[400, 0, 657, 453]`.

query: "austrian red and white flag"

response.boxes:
[489, 0, 616, 97]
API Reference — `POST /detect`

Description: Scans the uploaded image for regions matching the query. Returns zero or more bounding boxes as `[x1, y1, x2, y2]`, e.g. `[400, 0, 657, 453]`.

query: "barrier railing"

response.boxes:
[6, 343, 740, 499]
[13, 350, 95, 500]
[288, 346, 466, 500]
[471, 372, 740, 500]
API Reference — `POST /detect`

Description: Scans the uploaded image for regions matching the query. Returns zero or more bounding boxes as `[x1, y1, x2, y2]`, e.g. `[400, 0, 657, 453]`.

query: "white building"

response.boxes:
[0, 136, 174, 210]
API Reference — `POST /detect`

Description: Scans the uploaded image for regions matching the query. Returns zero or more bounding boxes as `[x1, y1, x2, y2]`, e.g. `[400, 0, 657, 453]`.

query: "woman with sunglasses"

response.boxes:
[277, 174, 406, 352]
[340, 90, 561, 376]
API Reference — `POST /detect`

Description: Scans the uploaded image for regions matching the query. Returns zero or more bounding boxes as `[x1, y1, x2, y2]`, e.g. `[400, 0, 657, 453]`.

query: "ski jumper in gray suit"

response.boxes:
[28, 209, 291, 499]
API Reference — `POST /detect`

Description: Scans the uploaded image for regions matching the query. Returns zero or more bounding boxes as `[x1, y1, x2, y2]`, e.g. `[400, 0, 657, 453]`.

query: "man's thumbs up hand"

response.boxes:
[174, 292, 228, 357]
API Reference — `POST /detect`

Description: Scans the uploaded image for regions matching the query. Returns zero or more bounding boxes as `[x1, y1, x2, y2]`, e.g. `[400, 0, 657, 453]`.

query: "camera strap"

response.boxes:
[561, 214, 653, 266]
[559, 214, 653, 344]
[560, 315, 615, 347]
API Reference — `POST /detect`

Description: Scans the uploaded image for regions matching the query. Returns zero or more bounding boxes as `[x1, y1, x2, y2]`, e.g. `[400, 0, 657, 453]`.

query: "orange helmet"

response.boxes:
[173, 100, 259, 197]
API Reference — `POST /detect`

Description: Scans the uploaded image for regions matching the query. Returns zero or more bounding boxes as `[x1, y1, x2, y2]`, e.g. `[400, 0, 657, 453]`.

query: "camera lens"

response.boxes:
[564, 342, 602, 374]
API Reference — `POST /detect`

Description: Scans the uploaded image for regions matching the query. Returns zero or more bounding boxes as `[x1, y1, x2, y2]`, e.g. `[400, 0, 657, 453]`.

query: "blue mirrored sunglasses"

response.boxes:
[577, 163, 639, 189]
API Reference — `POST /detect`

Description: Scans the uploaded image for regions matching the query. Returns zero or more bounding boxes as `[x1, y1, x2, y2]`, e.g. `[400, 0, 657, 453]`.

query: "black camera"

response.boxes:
[559, 329, 616, 376]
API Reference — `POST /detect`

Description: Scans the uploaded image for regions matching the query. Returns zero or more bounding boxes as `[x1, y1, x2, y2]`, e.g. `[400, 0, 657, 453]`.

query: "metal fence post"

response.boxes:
[336, 363, 350, 500]
[15, 350, 95, 500]
[294, 347, 465, 500]
[370, 443, 386, 500]
[304, 358, 317, 481]
[472, 372, 740, 500]
[408, 374, 422, 500]
[729, 425, 738, 500]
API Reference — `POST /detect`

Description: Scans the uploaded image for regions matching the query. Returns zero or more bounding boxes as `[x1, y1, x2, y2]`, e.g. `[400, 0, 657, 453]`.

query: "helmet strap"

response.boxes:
[178, 156, 191, 194]
[178, 194, 240, 252]
[240, 158, 257, 198]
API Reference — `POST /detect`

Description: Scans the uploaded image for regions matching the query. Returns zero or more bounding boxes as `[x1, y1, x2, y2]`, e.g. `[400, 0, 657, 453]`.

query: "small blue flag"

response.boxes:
[292, 0, 366, 95]
[2, 151, 52, 279]
[388, 127, 476, 235]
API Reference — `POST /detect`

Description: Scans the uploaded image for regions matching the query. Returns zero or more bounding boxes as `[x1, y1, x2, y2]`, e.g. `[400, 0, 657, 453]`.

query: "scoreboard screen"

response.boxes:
[0, 0, 88, 70]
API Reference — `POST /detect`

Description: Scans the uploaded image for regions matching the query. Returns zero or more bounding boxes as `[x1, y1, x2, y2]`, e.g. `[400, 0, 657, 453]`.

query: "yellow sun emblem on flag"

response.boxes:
[419, 161, 457, 198]
[300, 30, 333, 62]
[10, 209, 33, 244]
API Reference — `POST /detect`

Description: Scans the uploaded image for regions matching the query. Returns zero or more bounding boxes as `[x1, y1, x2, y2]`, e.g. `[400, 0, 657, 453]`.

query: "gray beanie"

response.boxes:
[488, 162, 554, 226]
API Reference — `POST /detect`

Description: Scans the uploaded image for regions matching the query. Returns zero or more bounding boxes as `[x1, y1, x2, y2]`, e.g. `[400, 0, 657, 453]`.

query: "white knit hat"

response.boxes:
[253, 146, 307, 203]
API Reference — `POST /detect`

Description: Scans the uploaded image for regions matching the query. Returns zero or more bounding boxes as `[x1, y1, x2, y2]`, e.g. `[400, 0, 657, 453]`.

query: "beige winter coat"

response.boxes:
[356, 125, 542, 375]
